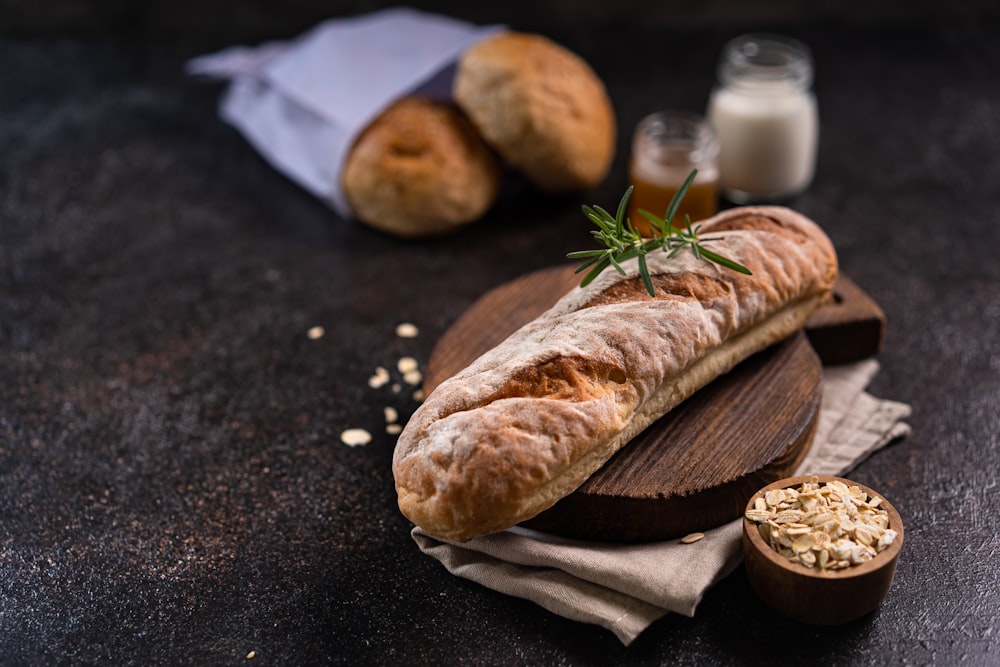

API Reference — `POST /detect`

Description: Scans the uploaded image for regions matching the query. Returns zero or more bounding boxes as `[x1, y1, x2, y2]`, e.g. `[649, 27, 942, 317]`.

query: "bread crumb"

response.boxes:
[307, 326, 325, 340]
[340, 429, 372, 447]
[396, 322, 419, 338]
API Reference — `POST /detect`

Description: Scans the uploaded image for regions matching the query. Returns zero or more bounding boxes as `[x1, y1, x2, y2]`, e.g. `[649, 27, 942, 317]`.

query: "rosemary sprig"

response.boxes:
[567, 170, 751, 296]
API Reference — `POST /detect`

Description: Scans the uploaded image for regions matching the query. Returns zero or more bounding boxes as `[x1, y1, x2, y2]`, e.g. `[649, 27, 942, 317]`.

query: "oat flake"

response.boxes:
[746, 476, 895, 570]
[368, 367, 390, 389]
[397, 357, 419, 374]
[341, 428, 372, 447]
[396, 323, 419, 338]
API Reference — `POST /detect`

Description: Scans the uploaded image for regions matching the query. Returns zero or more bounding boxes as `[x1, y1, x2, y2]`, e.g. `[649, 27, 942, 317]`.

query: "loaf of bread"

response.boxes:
[453, 31, 616, 193]
[393, 206, 838, 541]
[342, 96, 501, 238]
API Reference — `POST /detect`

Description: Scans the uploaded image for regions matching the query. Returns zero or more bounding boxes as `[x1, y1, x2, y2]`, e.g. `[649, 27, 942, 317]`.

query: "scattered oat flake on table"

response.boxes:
[680, 532, 705, 544]
[396, 322, 419, 338]
[412, 388, 425, 402]
[386, 423, 402, 435]
[340, 428, 372, 447]
[384, 406, 398, 423]
[246, 651, 256, 660]
[368, 366, 390, 389]
[307, 326, 325, 340]
[397, 356, 419, 374]
[403, 370, 423, 386]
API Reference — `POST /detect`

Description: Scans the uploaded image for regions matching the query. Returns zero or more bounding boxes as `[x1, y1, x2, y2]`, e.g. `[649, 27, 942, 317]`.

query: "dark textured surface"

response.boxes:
[2, 12, 999, 666]
[3, 0, 999, 40]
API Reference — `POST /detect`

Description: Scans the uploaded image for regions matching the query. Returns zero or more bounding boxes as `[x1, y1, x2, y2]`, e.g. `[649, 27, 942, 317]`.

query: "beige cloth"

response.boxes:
[412, 359, 911, 645]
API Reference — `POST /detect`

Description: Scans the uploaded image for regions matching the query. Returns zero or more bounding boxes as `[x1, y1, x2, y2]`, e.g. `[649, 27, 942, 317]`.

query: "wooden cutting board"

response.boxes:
[423, 266, 885, 542]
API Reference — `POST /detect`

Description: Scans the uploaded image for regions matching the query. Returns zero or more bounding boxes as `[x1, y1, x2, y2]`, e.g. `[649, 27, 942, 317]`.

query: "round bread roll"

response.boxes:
[342, 96, 501, 238]
[453, 31, 616, 193]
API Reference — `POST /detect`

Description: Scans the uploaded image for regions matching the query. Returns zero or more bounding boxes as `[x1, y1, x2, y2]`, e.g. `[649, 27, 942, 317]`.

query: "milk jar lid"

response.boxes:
[718, 34, 813, 91]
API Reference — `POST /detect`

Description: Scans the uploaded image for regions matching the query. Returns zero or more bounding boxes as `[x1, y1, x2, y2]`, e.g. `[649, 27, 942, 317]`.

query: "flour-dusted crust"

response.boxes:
[342, 96, 501, 238]
[393, 206, 838, 541]
[453, 31, 616, 193]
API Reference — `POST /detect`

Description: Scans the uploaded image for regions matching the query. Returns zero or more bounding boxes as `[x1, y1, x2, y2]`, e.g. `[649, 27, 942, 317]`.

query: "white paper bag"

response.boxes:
[186, 7, 503, 217]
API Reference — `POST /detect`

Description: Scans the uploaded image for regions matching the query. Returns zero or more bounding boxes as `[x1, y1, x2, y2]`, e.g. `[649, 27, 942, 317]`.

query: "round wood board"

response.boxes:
[424, 264, 822, 542]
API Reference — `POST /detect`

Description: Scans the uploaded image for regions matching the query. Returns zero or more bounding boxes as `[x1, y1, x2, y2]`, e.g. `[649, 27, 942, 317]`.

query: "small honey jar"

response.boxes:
[627, 111, 720, 236]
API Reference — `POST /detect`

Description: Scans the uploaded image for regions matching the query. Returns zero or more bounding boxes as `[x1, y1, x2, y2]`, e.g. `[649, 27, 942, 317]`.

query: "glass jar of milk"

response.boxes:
[707, 34, 817, 203]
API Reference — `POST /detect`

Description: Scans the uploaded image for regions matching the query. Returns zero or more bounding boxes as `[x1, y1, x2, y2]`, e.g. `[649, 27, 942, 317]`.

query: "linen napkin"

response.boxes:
[186, 7, 503, 217]
[412, 359, 911, 645]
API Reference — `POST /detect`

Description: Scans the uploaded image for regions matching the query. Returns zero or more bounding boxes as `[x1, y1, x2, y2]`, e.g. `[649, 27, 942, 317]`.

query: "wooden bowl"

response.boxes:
[742, 475, 904, 625]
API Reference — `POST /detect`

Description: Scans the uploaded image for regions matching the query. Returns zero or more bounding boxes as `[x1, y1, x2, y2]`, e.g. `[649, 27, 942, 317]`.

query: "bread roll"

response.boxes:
[453, 31, 616, 193]
[393, 206, 837, 541]
[342, 96, 501, 238]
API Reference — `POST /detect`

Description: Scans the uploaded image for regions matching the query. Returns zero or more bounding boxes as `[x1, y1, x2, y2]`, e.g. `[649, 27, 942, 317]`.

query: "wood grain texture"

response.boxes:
[808, 274, 886, 365]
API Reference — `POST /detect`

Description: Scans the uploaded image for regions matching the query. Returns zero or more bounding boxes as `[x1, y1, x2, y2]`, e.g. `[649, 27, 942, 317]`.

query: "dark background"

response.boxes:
[2, 0, 1000, 38]
[2, 1, 999, 665]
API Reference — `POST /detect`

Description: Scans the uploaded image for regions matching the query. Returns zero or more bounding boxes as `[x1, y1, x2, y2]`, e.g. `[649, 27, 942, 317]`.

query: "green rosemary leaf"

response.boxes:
[581, 205, 604, 223]
[615, 186, 633, 219]
[592, 205, 616, 224]
[572, 252, 606, 274]
[569, 168, 752, 294]
[637, 208, 659, 223]
[614, 186, 632, 237]
[580, 255, 612, 286]
[637, 254, 655, 297]
[567, 249, 610, 259]
[625, 217, 641, 238]
[665, 170, 697, 226]
[697, 246, 753, 275]
[638, 208, 667, 238]
[592, 216, 616, 236]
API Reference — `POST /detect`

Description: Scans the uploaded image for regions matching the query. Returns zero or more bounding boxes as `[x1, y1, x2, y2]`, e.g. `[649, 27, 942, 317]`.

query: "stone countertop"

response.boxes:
[2, 19, 998, 666]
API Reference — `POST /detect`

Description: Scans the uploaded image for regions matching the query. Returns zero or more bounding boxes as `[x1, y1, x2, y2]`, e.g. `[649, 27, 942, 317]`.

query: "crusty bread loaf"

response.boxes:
[453, 31, 616, 193]
[392, 206, 838, 541]
[342, 96, 501, 238]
